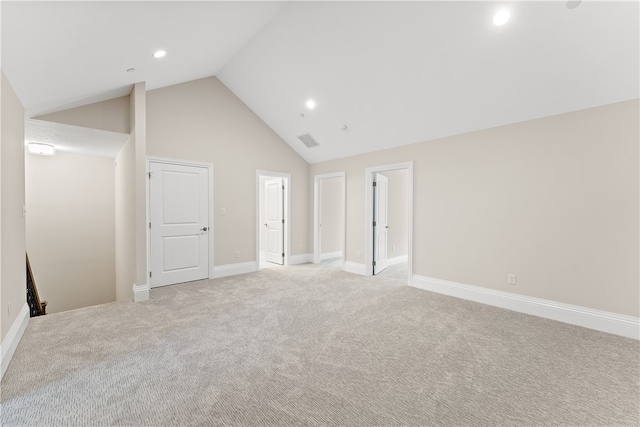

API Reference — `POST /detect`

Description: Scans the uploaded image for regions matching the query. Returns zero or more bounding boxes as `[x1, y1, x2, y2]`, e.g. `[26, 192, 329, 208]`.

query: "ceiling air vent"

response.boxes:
[297, 133, 320, 148]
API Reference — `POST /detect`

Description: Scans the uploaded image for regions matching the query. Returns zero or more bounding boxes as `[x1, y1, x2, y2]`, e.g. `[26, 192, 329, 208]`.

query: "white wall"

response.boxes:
[146, 76, 309, 266]
[310, 100, 639, 318]
[115, 135, 136, 302]
[320, 176, 343, 256]
[384, 169, 408, 259]
[25, 152, 116, 313]
[1, 71, 26, 341]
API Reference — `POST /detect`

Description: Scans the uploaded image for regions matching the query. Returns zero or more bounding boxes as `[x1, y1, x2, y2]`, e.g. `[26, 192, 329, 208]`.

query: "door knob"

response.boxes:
[201, 227, 208, 231]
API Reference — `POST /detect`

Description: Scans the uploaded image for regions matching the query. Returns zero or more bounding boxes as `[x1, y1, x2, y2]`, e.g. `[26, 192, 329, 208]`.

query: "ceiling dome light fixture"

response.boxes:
[566, 0, 582, 9]
[27, 143, 56, 156]
[305, 99, 316, 110]
[152, 50, 167, 58]
[493, 9, 510, 26]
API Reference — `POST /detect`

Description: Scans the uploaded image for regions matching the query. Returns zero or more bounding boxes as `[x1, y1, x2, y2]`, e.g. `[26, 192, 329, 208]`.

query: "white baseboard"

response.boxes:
[387, 255, 408, 266]
[288, 253, 313, 265]
[343, 261, 366, 275]
[1, 303, 29, 380]
[412, 275, 640, 340]
[213, 261, 258, 279]
[321, 251, 342, 261]
[320, 251, 342, 261]
[132, 283, 149, 302]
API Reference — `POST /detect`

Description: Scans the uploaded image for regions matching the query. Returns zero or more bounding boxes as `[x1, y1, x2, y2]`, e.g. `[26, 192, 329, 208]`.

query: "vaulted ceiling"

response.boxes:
[2, 1, 638, 163]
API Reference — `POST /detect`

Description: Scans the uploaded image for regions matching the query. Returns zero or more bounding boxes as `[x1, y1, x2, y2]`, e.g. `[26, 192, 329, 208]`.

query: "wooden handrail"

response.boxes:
[26, 253, 47, 316]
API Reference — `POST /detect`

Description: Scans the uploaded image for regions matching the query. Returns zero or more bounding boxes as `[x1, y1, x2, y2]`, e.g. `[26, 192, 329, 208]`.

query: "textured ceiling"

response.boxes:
[25, 119, 129, 158]
[3, 1, 638, 163]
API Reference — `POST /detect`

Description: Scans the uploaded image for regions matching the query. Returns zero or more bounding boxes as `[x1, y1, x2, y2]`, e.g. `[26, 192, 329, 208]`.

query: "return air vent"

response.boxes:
[297, 133, 320, 148]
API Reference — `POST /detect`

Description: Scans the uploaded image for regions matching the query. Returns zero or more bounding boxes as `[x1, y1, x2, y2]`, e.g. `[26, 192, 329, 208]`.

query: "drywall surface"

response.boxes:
[25, 152, 115, 313]
[146, 76, 309, 265]
[384, 169, 408, 259]
[115, 135, 135, 302]
[1, 72, 26, 341]
[310, 100, 639, 317]
[35, 96, 130, 134]
[320, 176, 343, 255]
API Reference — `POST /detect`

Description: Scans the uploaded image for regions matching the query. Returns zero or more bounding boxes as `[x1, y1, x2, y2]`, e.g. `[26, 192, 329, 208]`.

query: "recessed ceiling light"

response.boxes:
[340, 125, 349, 132]
[299, 113, 306, 119]
[27, 143, 55, 156]
[152, 50, 167, 59]
[126, 68, 135, 73]
[493, 9, 510, 26]
[306, 99, 316, 110]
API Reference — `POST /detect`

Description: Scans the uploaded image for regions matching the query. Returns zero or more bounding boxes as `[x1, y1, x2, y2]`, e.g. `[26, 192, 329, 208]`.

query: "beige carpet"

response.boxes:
[1, 262, 638, 426]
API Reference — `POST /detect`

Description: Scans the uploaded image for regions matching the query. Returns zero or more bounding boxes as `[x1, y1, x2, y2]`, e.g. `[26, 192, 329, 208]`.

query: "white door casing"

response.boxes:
[373, 173, 389, 274]
[313, 172, 346, 265]
[264, 177, 284, 265]
[149, 161, 210, 287]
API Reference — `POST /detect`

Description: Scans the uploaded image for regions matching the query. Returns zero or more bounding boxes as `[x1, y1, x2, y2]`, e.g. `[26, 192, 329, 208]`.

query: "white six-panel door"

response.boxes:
[264, 177, 284, 265]
[373, 173, 389, 274]
[149, 161, 210, 287]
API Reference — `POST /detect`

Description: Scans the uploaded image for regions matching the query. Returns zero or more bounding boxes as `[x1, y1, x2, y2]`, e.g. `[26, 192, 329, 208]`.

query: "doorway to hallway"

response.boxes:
[256, 170, 291, 269]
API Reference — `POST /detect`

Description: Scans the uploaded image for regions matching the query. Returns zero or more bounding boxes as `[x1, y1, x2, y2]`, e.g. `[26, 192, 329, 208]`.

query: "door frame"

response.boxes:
[255, 170, 291, 267]
[313, 172, 346, 265]
[147, 156, 215, 285]
[364, 162, 413, 284]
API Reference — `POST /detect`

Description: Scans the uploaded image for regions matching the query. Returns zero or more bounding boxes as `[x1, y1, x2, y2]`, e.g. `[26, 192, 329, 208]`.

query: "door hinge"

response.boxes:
[282, 219, 285, 224]
[373, 221, 376, 227]
[148, 172, 152, 179]
[372, 261, 377, 267]
[282, 185, 285, 190]
[149, 222, 151, 229]
[282, 252, 285, 257]
[149, 271, 152, 278]
[373, 181, 377, 187]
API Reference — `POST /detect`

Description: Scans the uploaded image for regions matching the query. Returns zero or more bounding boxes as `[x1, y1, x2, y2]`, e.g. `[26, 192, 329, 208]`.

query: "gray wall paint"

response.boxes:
[25, 152, 116, 313]
[146, 76, 309, 265]
[311, 100, 639, 317]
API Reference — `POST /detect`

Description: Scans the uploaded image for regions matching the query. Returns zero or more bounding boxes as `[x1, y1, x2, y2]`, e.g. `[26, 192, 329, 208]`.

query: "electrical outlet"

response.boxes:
[508, 274, 516, 285]
[221, 208, 226, 215]
[235, 251, 240, 258]
[357, 251, 362, 258]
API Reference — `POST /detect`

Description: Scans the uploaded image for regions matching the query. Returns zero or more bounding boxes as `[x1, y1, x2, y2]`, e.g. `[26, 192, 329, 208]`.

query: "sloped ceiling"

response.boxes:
[3, 1, 638, 164]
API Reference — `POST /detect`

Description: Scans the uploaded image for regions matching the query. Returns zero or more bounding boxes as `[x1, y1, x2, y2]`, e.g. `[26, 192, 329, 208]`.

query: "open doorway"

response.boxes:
[313, 172, 346, 268]
[365, 162, 413, 284]
[256, 170, 291, 269]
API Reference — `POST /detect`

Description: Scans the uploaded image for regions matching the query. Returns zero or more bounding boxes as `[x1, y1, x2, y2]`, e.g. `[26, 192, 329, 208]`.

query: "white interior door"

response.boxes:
[264, 177, 284, 265]
[150, 161, 209, 287]
[373, 173, 389, 274]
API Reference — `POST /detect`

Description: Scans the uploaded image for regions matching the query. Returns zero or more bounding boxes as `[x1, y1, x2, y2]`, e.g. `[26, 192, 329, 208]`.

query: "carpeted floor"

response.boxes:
[1, 262, 638, 426]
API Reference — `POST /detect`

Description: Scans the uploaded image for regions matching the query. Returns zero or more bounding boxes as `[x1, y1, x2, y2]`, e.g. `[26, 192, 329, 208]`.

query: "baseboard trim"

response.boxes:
[288, 253, 313, 265]
[213, 261, 258, 279]
[320, 251, 343, 261]
[412, 275, 640, 340]
[343, 261, 366, 275]
[387, 255, 408, 266]
[132, 283, 150, 302]
[1, 303, 30, 380]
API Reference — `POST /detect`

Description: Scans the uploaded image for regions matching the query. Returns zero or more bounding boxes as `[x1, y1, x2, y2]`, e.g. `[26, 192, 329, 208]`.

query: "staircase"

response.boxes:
[26, 253, 47, 317]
